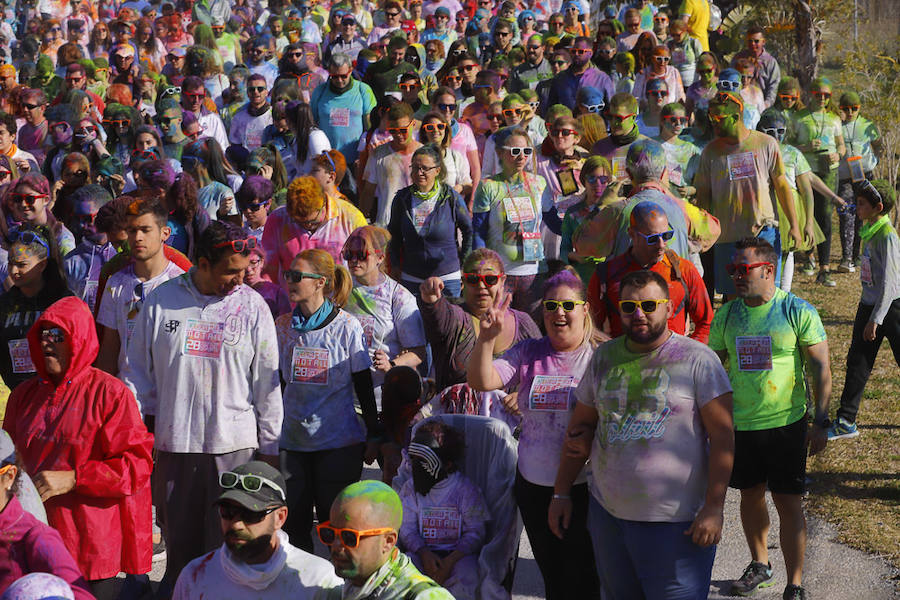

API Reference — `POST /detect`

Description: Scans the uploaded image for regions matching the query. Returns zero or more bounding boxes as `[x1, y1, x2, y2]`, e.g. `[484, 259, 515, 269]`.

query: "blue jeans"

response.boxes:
[587, 496, 716, 600]
[713, 225, 781, 295]
[400, 277, 462, 300]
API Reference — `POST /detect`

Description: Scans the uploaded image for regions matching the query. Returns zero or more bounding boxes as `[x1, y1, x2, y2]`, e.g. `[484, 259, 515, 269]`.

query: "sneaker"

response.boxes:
[783, 584, 807, 600]
[828, 417, 860, 440]
[152, 537, 167, 563]
[731, 561, 775, 596]
[800, 262, 816, 276]
[836, 260, 856, 273]
[816, 271, 837, 287]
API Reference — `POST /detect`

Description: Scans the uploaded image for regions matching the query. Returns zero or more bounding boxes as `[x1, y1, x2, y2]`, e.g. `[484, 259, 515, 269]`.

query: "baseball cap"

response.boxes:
[167, 47, 187, 58]
[217, 461, 287, 512]
[401, 19, 417, 33]
[113, 44, 135, 58]
[341, 14, 356, 25]
[435, 6, 450, 17]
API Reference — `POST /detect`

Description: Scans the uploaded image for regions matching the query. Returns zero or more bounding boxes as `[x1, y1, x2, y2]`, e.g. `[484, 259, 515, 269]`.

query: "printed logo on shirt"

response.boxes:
[420, 507, 462, 546]
[355, 314, 377, 348]
[7, 339, 35, 374]
[529, 375, 576, 412]
[329, 107, 351, 128]
[611, 156, 628, 180]
[735, 336, 773, 371]
[502, 196, 536, 223]
[290, 346, 330, 384]
[727, 151, 757, 181]
[601, 367, 671, 444]
[183, 319, 226, 358]
[164, 320, 181, 334]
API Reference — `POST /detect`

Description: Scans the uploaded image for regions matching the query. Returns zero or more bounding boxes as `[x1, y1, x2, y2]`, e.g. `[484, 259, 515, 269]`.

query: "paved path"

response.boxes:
[511, 488, 898, 599]
[144, 484, 897, 599]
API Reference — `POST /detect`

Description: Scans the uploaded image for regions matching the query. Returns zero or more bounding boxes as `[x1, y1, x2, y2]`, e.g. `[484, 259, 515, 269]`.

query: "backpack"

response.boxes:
[595, 249, 690, 321]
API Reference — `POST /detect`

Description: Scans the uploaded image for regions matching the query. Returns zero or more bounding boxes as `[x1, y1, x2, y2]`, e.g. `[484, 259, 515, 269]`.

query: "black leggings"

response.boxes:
[281, 443, 365, 552]
[837, 300, 900, 423]
[514, 471, 601, 600]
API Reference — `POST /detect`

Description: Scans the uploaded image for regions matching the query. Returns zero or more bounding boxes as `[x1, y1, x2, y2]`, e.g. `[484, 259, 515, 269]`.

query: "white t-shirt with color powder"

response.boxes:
[575, 333, 732, 522]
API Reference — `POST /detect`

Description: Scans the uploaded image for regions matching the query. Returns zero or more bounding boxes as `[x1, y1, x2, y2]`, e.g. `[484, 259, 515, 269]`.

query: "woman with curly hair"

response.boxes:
[261, 175, 368, 286]
[89, 22, 113, 60]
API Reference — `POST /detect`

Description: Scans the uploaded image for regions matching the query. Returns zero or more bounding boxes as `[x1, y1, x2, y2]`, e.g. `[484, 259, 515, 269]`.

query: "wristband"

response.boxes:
[552, 493, 570, 500]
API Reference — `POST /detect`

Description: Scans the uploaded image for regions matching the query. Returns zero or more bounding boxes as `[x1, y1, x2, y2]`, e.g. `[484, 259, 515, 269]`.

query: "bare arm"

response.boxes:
[466, 292, 510, 391]
[795, 171, 817, 244]
[685, 392, 734, 547]
[548, 401, 599, 538]
[773, 173, 802, 248]
[466, 148, 481, 213]
[801, 340, 832, 455]
[94, 325, 121, 375]
[807, 171, 844, 207]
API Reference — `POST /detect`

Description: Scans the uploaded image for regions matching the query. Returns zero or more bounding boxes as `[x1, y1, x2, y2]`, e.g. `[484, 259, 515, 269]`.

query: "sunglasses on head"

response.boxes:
[635, 229, 674, 245]
[463, 272, 501, 286]
[717, 80, 740, 92]
[423, 122, 447, 133]
[283, 269, 325, 282]
[40, 327, 66, 343]
[8, 228, 50, 251]
[543, 299, 585, 311]
[219, 470, 286, 500]
[317, 521, 395, 549]
[213, 237, 257, 252]
[217, 503, 278, 525]
[619, 299, 668, 314]
[725, 261, 772, 277]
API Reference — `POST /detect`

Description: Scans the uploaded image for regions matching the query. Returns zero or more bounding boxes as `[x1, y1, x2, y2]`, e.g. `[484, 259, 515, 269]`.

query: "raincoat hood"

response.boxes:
[26, 296, 98, 384]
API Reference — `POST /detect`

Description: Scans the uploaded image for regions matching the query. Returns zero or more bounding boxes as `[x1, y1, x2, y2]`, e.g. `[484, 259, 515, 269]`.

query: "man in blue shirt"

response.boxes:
[310, 53, 377, 164]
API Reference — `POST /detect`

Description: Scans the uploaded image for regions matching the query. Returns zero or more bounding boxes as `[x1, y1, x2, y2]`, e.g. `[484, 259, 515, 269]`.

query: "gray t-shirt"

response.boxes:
[575, 333, 731, 522]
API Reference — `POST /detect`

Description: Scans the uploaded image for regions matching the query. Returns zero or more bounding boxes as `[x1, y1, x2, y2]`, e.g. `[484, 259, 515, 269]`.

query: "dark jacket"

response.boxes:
[387, 183, 472, 281]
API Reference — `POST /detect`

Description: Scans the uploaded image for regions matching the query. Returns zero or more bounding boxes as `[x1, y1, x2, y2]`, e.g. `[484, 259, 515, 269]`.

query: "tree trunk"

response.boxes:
[793, 0, 818, 87]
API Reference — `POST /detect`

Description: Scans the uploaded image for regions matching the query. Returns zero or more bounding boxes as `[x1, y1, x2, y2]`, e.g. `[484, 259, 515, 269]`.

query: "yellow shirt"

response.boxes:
[680, 0, 710, 52]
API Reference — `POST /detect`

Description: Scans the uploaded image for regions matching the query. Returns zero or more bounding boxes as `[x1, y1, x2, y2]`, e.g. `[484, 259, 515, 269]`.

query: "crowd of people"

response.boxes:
[0, 0, 895, 599]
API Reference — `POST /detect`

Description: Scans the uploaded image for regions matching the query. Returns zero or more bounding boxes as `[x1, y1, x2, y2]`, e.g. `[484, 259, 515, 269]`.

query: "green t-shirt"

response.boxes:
[839, 116, 880, 178]
[708, 288, 827, 431]
[790, 108, 842, 173]
[780, 142, 811, 191]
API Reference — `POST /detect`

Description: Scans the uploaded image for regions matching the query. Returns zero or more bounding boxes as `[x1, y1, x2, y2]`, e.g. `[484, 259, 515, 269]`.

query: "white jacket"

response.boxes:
[123, 271, 283, 455]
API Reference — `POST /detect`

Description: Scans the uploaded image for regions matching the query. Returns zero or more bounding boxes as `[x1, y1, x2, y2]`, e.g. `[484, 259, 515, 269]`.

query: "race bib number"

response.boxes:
[859, 255, 873, 286]
[503, 196, 536, 223]
[290, 346, 330, 384]
[183, 319, 225, 358]
[612, 156, 627, 180]
[521, 230, 542, 262]
[529, 375, 575, 411]
[420, 507, 461, 546]
[356, 314, 377, 348]
[412, 199, 436, 231]
[735, 336, 773, 371]
[8, 339, 34, 374]
[727, 152, 757, 181]
[329, 107, 351, 128]
[847, 155, 865, 182]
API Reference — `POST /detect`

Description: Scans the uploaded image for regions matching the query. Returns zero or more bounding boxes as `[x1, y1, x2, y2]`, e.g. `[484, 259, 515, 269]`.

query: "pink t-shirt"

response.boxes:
[261, 198, 367, 289]
[493, 337, 592, 486]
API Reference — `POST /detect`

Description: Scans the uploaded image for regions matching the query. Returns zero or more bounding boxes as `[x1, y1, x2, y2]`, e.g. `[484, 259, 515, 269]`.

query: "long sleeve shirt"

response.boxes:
[859, 217, 900, 325]
[399, 472, 488, 555]
[122, 271, 283, 455]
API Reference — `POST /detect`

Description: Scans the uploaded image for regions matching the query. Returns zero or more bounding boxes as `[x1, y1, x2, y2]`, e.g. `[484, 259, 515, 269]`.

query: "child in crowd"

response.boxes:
[830, 179, 900, 439]
[398, 421, 489, 600]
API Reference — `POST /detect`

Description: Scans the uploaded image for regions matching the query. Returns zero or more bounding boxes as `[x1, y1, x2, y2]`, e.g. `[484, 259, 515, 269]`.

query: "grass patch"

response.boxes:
[791, 253, 900, 570]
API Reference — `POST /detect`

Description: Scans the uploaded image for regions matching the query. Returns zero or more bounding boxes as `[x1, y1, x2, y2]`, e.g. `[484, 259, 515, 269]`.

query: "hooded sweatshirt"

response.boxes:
[3, 296, 155, 580]
[0, 496, 94, 600]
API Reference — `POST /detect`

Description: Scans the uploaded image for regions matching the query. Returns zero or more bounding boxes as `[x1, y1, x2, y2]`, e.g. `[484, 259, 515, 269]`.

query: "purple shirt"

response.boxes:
[547, 67, 615, 113]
